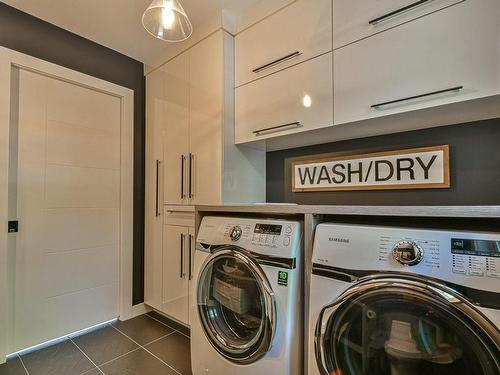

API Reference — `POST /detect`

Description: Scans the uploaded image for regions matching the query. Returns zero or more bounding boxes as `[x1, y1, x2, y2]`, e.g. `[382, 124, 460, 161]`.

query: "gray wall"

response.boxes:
[0, 3, 146, 304]
[267, 119, 500, 205]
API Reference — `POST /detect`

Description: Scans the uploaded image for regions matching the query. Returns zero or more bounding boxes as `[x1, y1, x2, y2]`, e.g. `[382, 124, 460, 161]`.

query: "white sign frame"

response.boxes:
[292, 145, 450, 192]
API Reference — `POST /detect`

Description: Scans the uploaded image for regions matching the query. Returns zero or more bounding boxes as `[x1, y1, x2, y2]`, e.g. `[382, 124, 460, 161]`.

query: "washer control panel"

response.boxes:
[313, 223, 500, 293]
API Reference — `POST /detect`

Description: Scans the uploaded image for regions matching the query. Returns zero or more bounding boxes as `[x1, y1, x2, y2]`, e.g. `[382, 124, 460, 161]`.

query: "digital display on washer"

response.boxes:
[254, 224, 282, 235]
[451, 238, 500, 257]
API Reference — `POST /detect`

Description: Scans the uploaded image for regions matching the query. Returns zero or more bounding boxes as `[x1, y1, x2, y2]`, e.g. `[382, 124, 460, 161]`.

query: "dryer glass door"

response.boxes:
[316, 276, 500, 375]
[197, 247, 275, 364]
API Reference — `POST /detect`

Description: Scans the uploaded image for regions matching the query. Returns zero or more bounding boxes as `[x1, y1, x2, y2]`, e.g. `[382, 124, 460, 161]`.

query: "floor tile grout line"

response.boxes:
[145, 313, 184, 332]
[17, 354, 30, 375]
[109, 323, 173, 346]
[109, 325, 182, 375]
[142, 332, 176, 347]
[69, 338, 105, 375]
[93, 347, 141, 369]
[142, 348, 183, 375]
[145, 313, 190, 339]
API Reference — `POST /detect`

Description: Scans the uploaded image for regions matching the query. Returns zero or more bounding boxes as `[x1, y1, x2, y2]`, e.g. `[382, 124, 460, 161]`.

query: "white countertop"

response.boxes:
[195, 205, 500, 218]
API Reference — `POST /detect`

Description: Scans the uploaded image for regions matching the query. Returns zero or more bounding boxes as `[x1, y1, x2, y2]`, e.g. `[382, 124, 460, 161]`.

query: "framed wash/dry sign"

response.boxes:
[291, 145, 450, 192]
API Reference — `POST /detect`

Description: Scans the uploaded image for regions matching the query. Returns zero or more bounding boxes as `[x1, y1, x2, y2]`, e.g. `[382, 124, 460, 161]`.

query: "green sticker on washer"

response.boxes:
[278, 271, 288, 286]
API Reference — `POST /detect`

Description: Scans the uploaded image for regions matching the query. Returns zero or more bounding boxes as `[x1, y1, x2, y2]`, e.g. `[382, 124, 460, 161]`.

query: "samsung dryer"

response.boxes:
[309, 223, 500, 375]
[191, 216, 303, 374]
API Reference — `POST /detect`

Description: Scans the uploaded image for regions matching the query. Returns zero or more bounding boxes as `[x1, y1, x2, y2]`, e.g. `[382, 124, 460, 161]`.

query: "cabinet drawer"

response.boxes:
[164, 206, 195, 227]
[333, 0, 462, 49]
[236, 52, 333, 144]
[334, 0, 500, 125]
[235, 0, 332, 87]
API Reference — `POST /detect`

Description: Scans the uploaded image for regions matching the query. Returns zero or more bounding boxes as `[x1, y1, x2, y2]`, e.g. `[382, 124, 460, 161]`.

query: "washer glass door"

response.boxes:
[316, 276, 500, 375]
[197, 247, 275, 364]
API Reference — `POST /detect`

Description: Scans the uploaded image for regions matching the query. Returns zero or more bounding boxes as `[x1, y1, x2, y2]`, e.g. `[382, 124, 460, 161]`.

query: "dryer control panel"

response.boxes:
[197, 216, 302, 258]
[313, 223, 500, 293]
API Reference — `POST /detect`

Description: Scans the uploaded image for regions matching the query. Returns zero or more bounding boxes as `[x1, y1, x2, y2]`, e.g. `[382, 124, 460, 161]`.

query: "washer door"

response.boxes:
[197, 246, 276, 364]
[315, 275, 500, 375]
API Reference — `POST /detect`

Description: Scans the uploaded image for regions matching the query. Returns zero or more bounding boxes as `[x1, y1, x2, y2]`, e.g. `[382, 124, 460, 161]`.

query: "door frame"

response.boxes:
[0, 47, 135, 362]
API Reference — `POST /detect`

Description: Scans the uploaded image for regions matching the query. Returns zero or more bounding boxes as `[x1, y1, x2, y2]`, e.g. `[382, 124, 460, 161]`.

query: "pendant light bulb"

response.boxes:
[161, 1, 175, 29]
[142, 0, 192, 42]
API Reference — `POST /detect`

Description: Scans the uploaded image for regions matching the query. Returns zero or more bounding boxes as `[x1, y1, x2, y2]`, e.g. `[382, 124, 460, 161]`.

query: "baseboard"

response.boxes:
[130, 303, 151, 319]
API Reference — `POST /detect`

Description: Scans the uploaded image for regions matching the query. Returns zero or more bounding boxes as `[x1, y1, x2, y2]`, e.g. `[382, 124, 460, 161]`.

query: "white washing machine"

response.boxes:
[191, 216, 303, 374]
[308, 223, 500, 375]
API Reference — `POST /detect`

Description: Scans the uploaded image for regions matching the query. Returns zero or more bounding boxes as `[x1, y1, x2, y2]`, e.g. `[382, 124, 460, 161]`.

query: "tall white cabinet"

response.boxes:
[145, 30, 265, 325]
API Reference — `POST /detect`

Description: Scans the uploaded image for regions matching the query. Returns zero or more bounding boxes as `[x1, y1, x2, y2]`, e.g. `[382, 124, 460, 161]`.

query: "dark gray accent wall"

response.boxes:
[267, 119, 500, 205]
[0, 3, 146, 304]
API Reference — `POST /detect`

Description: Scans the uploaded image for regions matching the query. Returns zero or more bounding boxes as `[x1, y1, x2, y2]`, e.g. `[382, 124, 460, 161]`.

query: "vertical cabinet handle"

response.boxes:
[188, 153, 194, 199]
[155, 160, 161, 217]
[180, 155, 186, 199]
[188, 234, 193, 280]
[180, 233, 184, 278]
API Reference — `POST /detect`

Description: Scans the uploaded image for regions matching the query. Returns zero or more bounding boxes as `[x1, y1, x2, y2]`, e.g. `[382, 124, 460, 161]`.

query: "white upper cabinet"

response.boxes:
[162, 53, 190, 205]
[334, 0, 500, 125]
[235, 0, 332, 87]
[145, 30, 266, 208]
[236, 52, 333, 144]
[333, 0, 462, 49]
[188, 32, 223, 205]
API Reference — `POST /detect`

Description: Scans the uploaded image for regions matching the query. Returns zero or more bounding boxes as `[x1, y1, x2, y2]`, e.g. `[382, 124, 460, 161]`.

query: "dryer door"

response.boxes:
[315, 275, 500, 375]
[197, 246, 276, 364]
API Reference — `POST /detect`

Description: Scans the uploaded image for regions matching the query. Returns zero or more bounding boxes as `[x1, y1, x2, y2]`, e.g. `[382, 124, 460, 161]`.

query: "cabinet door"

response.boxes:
[144, 70, 165, 310]
[163, 53, 190, 205]
[161, 225, 189, 324]
[235, 52, 333, 144]
[334, 0, 500, 125]
[188, 32, 222, 205]
[235, 0, 332, 87]
[333, 0, 462, 49]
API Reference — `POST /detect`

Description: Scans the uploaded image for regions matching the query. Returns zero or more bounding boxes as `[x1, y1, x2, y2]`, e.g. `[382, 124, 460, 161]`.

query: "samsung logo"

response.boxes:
[329, 237, 350, 244]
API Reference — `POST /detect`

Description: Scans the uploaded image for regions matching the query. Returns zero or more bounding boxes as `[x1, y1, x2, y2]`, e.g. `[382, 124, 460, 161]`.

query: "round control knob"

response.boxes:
[392, 240, 424, 266]
[230, 226, 242, 241]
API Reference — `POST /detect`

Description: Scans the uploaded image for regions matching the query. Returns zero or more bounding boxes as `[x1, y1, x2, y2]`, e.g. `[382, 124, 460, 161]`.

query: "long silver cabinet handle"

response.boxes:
[155, 160, 161, 217]
[369, 0, 434, 25]
[371, 86, 463, 108]
[188, 153, 194, 199]
[252, 51, 302, 73]
[253, 121, 302, 136]
[188, 234, 193, 281]
[180, 155, 185, 199]
[180, 233, 184, 278]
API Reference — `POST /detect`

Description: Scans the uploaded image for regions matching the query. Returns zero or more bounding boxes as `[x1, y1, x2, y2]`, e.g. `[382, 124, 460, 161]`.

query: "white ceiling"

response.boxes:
[3, 0, 262, 64]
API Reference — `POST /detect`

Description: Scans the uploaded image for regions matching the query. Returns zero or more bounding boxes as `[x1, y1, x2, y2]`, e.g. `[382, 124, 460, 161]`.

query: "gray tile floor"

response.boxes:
[0, 312, 191, 375]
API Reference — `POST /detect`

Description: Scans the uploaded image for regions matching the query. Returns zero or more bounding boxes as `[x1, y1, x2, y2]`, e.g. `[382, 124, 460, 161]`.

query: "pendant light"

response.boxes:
[142, 0, 193, 42]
